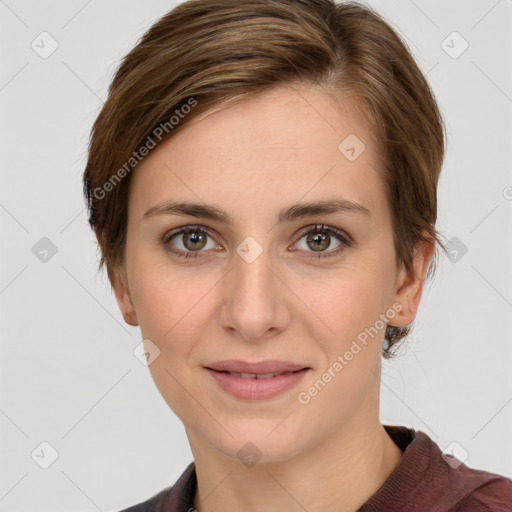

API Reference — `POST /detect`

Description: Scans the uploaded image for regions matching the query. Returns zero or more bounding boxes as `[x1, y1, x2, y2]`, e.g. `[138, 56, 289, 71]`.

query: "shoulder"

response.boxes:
[113, 461, 196, 512]
[452, 474, 512, 512]
[419, 430, 512, 511]
[114, 484, 174, 512]
[374, 425, 512, 511]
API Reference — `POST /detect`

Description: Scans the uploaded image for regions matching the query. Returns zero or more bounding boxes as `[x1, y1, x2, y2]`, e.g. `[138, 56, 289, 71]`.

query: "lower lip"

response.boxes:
[205, 368, 310, 400]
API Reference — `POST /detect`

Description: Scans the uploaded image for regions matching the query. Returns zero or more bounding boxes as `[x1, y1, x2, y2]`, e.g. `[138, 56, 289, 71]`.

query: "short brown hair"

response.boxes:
[82, 0, 447, 359]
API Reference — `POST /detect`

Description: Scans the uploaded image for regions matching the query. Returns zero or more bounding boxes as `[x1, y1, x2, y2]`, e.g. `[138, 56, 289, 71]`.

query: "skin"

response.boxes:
[108, 83, 434, 512]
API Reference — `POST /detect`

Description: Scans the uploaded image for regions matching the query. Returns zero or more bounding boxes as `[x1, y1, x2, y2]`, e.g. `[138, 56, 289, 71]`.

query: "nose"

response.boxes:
[218, 239, 292, 343]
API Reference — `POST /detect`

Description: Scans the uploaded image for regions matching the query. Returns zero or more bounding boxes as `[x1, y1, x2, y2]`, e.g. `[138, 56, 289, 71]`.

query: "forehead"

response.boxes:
[128, 84, 386, 222]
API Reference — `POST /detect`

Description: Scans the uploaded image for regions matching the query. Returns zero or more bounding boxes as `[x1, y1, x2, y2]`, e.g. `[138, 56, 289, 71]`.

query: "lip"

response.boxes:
[204, 366, 311, 401]
[204, 359, 310, 374]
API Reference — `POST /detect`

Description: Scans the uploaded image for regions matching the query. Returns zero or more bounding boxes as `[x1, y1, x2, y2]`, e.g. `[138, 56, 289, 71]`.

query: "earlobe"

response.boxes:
[123, 308, 139, 327]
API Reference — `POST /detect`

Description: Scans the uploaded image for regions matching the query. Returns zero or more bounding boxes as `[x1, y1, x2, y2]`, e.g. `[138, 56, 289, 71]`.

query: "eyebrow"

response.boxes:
[143, 198, 371, 223]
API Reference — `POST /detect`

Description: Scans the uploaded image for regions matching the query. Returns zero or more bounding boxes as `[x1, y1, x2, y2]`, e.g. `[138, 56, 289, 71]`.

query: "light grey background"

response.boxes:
[1, 1, 511, 511]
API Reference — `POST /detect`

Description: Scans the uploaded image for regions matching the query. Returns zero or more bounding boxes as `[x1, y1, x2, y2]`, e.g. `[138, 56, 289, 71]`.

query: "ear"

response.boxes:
[95, 229, 139, 327]
[112, 266, 139, 326]
[388, 236, 435, 327]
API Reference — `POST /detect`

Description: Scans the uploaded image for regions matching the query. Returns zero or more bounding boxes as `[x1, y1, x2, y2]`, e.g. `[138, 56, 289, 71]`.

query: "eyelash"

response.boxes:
[162, 224, 352, 260]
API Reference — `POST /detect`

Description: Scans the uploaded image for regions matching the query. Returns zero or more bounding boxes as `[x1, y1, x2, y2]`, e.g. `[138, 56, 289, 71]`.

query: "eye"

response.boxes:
[292, 224, 351, 259]
[163, 225, 220, 259]
[162, 223, 352, 260]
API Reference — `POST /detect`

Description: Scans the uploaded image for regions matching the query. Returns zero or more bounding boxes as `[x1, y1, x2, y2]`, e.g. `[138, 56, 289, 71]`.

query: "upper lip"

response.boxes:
[205, 360, 310, 374]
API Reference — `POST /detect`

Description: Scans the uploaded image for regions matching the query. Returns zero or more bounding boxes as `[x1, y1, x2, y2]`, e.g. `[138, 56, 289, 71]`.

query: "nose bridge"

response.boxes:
[235, 242, 273, 296]
[219, 235, 290, 340]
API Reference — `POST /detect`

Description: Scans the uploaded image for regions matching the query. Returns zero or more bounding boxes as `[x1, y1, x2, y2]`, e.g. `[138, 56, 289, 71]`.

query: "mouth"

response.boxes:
[204, 359, 310, 374]
[208, 369, 306, 379]
[204, 367, 311, 400]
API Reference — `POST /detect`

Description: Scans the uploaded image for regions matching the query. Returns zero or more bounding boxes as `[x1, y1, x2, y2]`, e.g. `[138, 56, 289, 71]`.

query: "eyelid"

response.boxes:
[290, 223, 352, 259]
[162, 224, 221, 256]
[162, 224, 215, 244]
[294, 223, 351, 244]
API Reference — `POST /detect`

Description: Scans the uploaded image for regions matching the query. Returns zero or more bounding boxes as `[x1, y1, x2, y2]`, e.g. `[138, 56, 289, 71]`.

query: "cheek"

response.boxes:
[128, 249, 218, 341]
[128, 257, 212, 419]
[297, 262, 389, 338]
[296, 271, 386, 418]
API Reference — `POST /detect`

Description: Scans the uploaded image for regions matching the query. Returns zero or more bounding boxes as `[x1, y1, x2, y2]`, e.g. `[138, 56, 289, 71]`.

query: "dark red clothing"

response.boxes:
[117, 425, 512, 511]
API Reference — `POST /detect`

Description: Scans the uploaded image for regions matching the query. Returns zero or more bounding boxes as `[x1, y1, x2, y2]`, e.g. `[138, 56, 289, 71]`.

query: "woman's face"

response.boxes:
[113, 84, 428, 463]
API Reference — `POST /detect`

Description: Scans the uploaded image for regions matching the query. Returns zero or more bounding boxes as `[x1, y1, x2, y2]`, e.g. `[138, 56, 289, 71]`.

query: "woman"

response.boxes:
[83, 0, 512, 510]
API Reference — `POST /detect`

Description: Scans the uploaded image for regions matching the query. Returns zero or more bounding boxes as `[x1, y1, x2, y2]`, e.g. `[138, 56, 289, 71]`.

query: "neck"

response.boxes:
[188, 420, 403, 512]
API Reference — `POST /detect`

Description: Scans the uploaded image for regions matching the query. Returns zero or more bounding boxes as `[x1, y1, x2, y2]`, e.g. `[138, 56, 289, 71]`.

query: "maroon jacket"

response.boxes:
[117, 425, 512, 511]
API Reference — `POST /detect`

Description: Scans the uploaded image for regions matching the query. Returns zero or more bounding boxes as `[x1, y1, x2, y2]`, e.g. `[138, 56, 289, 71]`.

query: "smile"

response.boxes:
[205, 368, 310, 400]
[223, 370, 297, 379]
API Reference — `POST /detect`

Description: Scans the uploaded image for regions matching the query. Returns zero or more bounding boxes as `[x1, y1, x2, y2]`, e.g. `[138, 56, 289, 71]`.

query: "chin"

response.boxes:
[209, 420, 307, 465]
